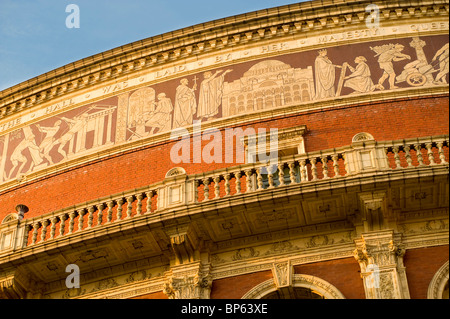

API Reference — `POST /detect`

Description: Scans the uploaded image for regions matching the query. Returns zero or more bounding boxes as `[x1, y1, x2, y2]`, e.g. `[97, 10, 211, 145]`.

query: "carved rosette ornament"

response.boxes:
[354, 230, 410, 299]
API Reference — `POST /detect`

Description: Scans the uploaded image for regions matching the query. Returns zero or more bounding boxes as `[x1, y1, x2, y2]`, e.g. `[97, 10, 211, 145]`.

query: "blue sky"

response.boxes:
[0, 0, 306, 91]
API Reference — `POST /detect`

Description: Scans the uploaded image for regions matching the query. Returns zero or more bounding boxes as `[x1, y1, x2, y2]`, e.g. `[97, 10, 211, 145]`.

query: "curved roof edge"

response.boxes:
[0, 0, 448, 118]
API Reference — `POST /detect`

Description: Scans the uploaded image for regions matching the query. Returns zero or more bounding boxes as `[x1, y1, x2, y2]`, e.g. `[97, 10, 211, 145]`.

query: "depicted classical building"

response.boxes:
[0, 0, 448, 300]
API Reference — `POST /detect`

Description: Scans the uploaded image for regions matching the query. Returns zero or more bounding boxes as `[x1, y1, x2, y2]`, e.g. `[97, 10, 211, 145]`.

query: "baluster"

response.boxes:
[224, 174, 231, 196]
[78, 209, 86, 231]
[392, 147, 401, 169]
[153, 190, 158, 210]
[332, 155, 341, 177]
[50, 217, 58, 240]
[214, 176, 221, 199]
[126, 196, 134, 218]
[59, 214, 67, 237]
[31, 222, 40, 245]
[107, 201, 114, 222]
[257, 168, 264, 191]
[23, 224, 32, 248]
[426, 143, 436, 165]
[343, 154, 350, 176]
[245, 170, 253, 192]
[41, 220, 49, 242]
[235, 172, 242, 194]
[136, 194, 144, 215]
[116, 198, 124, 220]
[203, 178, 210, 201]
[145, 191, 153, 214]
[278, 164, 285, 186]
[97, 203, 104, 225]
[267, 166, 275, 188]
[68, 211, 76, 234]
[322, 156, 329, 179]
[88, 206, 95, 228]
[437, 142, 448, 164]
[415, 144, 424, 166]
[288, 162, 297, 184]
[311, 158, 318, 181]
[299, 160, 307, 182]
[404, 145, 413, 168]
[193, 181, 199, 203]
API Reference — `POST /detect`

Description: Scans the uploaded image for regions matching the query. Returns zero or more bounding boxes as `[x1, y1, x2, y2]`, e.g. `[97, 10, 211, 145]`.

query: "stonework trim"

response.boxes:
[427, 260, 449, 299]
[241, 274, 346, 299]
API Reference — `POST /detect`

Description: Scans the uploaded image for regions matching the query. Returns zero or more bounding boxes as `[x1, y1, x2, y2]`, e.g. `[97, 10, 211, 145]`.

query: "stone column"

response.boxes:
[162, 223, 212, 299]
[354, 230, 410, 299]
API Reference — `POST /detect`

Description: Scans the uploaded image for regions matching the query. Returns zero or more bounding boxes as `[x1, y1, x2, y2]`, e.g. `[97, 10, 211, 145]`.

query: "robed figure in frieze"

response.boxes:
[173, 78, 197, 128]
[314, 49, 343, 100]
[197, 69, 233, 121]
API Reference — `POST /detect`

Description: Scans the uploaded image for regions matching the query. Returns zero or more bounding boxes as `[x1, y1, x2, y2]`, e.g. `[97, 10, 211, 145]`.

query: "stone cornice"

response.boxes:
[0, 0, 448, 120]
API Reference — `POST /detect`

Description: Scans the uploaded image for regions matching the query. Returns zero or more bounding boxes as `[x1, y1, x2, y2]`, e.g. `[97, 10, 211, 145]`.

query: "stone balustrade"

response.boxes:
[0, 134, 448, 253]
[192, 149, 346, 203]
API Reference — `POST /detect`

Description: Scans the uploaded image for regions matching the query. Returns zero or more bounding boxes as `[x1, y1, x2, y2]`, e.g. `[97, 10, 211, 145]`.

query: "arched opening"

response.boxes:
[262, 286, 325, 299]
[242, 274, 345, 299]
[427, 261, 449, 299]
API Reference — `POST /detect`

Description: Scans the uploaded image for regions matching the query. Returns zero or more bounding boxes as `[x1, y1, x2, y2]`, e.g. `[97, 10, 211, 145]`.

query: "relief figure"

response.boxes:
[371, 43, 411, 90]
[432, 43, 449, 84]
[8, 128, 43, 179]
[173, 78, 197, 128]
[143, 93, 173, 135]
[314, 49, 343, 99]
[128, 87, 156, 140]
[197, 69, 232, 120]
[50, 113, 89, 159]
[344, 56, 376, 94]
[35, 120, 62, 165]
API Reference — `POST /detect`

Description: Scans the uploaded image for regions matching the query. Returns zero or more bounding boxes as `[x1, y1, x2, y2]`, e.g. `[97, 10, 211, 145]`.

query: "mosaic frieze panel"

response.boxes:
[0, 35, 448, 184]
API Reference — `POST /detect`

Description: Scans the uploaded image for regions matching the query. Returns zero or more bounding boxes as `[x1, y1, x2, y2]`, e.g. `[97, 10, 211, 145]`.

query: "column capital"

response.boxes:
[163, 262, 212, 299]
[353, 230, 409, 299]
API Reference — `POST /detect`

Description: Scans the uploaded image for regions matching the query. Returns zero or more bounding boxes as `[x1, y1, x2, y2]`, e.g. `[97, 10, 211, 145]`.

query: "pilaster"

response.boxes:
[354, 230, 410, 299]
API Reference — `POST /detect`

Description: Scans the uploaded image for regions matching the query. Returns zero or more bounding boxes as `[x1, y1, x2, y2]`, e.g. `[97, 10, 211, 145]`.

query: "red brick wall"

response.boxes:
[0, 95, 448, 220]
[210, 271, 273, 299]
[404, 245, 449, 299]
[294, 257, 366, 299]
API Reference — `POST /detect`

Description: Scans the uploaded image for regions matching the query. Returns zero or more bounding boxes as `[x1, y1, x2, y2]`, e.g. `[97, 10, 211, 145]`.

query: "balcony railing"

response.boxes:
[0, 134, 448, 254]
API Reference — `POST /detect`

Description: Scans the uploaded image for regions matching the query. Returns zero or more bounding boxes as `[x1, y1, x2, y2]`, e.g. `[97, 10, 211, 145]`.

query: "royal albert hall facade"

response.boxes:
[0, 0, 448, 300]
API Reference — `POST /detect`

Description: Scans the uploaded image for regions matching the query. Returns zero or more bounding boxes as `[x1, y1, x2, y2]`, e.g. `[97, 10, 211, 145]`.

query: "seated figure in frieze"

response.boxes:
[142, 92, 174, 135]
[343, 56, 376, 94]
